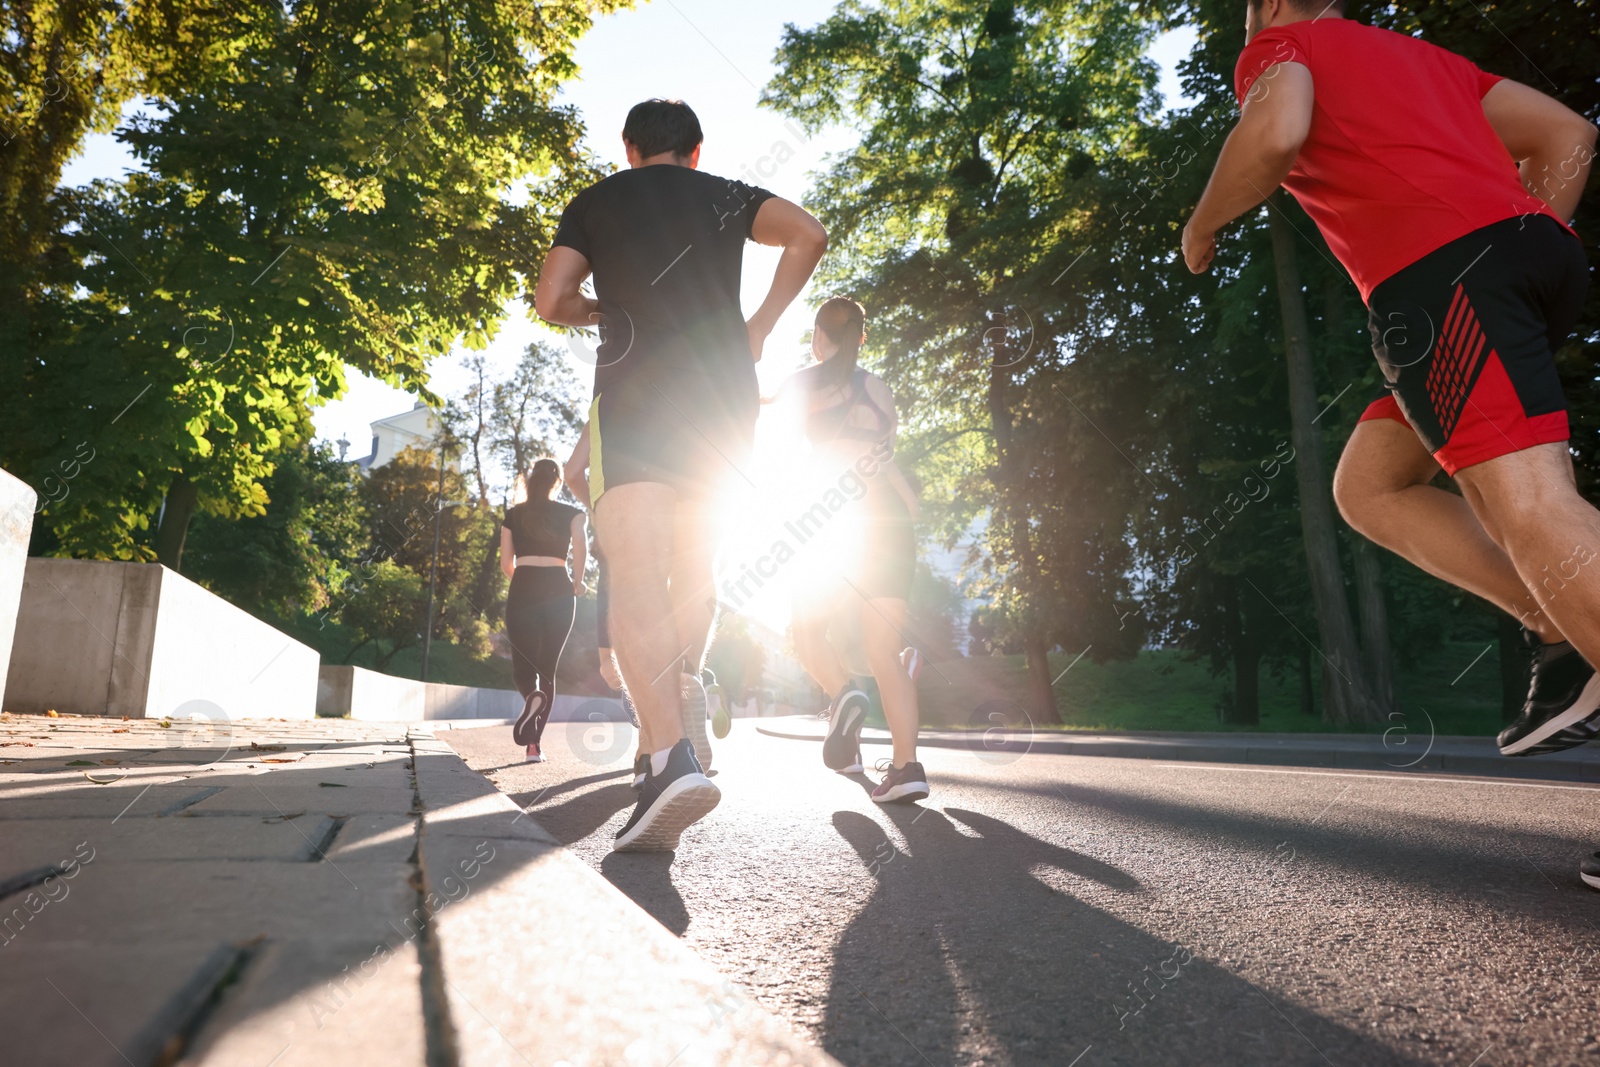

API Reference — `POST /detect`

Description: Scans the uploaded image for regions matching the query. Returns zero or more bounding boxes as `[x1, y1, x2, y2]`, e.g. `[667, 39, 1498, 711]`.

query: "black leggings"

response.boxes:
[505, 568, 575, 699]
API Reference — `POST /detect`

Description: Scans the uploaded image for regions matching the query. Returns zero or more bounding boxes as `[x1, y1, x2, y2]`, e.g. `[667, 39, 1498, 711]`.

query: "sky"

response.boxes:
[57, 3, 1199, 632]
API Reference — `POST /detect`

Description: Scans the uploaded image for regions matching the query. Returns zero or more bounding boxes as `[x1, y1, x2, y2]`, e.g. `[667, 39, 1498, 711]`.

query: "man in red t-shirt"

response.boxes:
[1182, 0, 1600, 812]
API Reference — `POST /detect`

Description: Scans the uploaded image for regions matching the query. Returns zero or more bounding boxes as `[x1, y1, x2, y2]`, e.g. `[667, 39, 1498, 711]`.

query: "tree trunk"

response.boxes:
[154, 477, 200, 572]
[986, 316, 1060, 724]
[1267, 197, 1383, 726]
[1351, 535, 1398, 718]
[1023, 636, 1057, 724]
[1497, 613, 1529, 722]
[1220, 578, 1260, 725]
[1298, 643, 1316, 716]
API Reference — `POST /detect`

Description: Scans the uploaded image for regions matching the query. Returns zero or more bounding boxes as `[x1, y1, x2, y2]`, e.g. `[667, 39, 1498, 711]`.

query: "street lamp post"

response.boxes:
[421, 439, 467, 683]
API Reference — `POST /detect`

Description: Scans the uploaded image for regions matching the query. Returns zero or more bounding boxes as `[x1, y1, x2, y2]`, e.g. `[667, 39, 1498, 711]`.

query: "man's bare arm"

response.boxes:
[746, 197, 828, 361]
[1483, 79, 1597, 223]
[534, 246, 601, 328]
[1183, 62, 1314, 274]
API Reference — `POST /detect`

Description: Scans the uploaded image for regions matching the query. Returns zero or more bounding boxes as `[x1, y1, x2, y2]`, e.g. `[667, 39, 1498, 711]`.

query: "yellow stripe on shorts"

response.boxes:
[588, 394, 605, 502]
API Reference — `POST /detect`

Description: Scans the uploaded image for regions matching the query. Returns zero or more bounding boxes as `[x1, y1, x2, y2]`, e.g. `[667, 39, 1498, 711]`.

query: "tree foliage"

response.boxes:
[5, 0, 626, 567]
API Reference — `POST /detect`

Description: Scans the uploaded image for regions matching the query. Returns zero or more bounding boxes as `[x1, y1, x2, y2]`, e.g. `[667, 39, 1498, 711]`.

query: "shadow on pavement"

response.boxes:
[599, 851, 691, 935]
[822, 803, 1430, 1067]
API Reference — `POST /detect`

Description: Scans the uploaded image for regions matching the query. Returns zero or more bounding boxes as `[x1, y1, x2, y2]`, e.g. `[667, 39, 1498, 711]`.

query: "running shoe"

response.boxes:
[680, 672, 712, 771]
[900, 647, 925, 681]
[524, 743, 544, 764]
[1581, 851, 1600, 892]
[513, 690, 550, 747]
[835, 749, 864, 775]
[704, 668, 731, 740]
[632, 752, 649, 790]
[613, 738, 720, 852]
[1497, 633, 1600, 756]
[823, 681, 872, 771]
[871, 759, 929, 804]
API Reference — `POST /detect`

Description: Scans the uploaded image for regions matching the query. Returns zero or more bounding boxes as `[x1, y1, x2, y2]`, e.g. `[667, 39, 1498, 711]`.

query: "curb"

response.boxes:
[754, 718, 1600, 784]
[406, 728, 838, 1066]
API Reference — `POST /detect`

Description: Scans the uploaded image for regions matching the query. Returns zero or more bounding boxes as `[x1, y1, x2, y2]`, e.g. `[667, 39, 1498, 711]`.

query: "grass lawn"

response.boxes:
[912, 642, 1508, 737]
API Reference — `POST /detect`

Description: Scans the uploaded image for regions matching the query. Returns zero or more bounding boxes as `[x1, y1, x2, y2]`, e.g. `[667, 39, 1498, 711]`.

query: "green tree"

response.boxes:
[7, 0, 625, 568]
[765, 0, 1165, 723]
[339, 558, 428, 671]
[183, 440, 367, 617]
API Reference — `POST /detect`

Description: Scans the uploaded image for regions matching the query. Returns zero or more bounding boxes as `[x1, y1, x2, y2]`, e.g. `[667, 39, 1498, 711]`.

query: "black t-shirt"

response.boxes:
[551, 165, 775, 400]
[503, 499, 582, 558]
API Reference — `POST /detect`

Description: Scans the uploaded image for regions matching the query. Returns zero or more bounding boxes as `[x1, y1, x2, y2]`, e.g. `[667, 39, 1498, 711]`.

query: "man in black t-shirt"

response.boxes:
[534, 99, 827, 851]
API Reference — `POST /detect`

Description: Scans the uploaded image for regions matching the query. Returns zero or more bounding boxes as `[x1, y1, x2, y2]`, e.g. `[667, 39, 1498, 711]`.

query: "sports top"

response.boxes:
[1234, 19, 1563, 302]
[503, 499, 581, 559]
[551, 165, 775, 399]
[795, 365, 893, 446]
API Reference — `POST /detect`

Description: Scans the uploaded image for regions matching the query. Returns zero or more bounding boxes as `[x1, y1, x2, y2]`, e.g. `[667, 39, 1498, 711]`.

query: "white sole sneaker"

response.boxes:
[823, 689, 869, 771]
[613, 773, 721, 852]
[872, 779, 930, 804]
[835, 749, 864, 775]
[513, 690, 549, 747]
[681, 673, 712, 772]
[1501, 672, 1600, 755]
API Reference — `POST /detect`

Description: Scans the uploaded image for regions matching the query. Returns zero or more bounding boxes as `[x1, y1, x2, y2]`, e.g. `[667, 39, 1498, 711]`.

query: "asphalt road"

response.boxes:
[444, 720, 1600, 1067]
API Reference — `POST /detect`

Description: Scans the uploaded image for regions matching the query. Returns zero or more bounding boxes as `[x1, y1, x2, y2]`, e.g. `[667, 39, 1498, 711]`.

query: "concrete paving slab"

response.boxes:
[183, 937, 429, 1067]
[0, 942, 235, 1067]
[0, 816, 321, 866]
[324, 814, 418, 865]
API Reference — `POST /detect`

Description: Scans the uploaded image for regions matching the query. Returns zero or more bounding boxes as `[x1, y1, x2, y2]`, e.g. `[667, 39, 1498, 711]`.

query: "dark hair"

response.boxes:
[622, 99, 703, 160]
[525, 457, 561, 501]
[813, 296, 866, 390]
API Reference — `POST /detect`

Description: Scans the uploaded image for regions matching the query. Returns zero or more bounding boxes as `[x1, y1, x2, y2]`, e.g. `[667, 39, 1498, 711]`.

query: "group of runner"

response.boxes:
[499, 0, 1600, 884]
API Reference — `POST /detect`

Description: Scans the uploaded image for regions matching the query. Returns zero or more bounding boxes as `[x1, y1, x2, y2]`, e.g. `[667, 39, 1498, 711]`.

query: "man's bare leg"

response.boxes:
[1334, 419, 1563, 641]
[792, 606, 850, 696]
[1454, 443, 1600, 666]
[595, 482, 683, 755]
[670, 495, 721, 674]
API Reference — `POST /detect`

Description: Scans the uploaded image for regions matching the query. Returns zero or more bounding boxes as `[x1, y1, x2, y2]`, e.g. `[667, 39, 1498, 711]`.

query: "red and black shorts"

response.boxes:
[1359, 215, 1587, 476]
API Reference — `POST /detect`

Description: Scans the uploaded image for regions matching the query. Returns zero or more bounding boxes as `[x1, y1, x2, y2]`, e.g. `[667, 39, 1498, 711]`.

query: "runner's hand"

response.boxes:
[573, 578, 587, 596]
[1182, 222, 1216, 274]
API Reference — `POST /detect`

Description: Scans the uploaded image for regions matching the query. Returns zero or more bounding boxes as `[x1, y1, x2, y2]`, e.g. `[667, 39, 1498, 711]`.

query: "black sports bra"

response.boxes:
[802, 366, 892, 446]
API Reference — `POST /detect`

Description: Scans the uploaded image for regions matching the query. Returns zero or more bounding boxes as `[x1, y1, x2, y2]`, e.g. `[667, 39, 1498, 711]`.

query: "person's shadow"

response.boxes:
[824, 803, 1428, 1067]
[600, 851, 690, 935]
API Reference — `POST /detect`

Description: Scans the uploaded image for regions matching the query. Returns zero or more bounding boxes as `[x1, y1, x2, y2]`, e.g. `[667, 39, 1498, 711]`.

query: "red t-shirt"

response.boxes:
[1234, 20, 1559, 302]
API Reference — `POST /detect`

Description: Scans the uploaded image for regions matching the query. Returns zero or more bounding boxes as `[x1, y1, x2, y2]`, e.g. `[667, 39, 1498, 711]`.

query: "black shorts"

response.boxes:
[589, 367, 757, 500]
[856, 487, 916, 601]
[1360, 215, 1587, 475]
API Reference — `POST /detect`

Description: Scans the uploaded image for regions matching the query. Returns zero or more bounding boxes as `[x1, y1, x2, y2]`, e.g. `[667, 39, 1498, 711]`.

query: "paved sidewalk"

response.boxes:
[0, 711, 834, 1067]
[755, 715, 1600, 782]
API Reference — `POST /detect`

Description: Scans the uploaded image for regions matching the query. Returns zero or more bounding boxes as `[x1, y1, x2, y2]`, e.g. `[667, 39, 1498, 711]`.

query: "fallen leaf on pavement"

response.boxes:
[318, 782, 348, 788]
[66, 759, 94, 766]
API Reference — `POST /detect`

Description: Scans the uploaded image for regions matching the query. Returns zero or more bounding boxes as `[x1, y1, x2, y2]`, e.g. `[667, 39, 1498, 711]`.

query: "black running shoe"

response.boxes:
[823, 681, 871, 771]
[1581, 851, 1600, 892]
[512, 690, 549, 747]
[680, 672, 712, 772]
[613, 739, 719, 852]
[1498, 633, 1600, 756]
[632, 752, 649, 790]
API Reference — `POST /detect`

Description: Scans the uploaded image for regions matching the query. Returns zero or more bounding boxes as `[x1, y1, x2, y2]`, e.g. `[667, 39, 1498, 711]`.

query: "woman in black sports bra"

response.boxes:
[499, 457, 588, 762]
[776, 297, 929, 804]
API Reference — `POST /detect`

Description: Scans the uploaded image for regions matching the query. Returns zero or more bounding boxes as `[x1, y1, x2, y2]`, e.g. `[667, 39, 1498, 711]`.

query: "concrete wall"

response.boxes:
[318, 665, 428, 721]
[5, 559, 318, 719]
[316, 666, 629, 724]
[0, 471, 37, 710]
